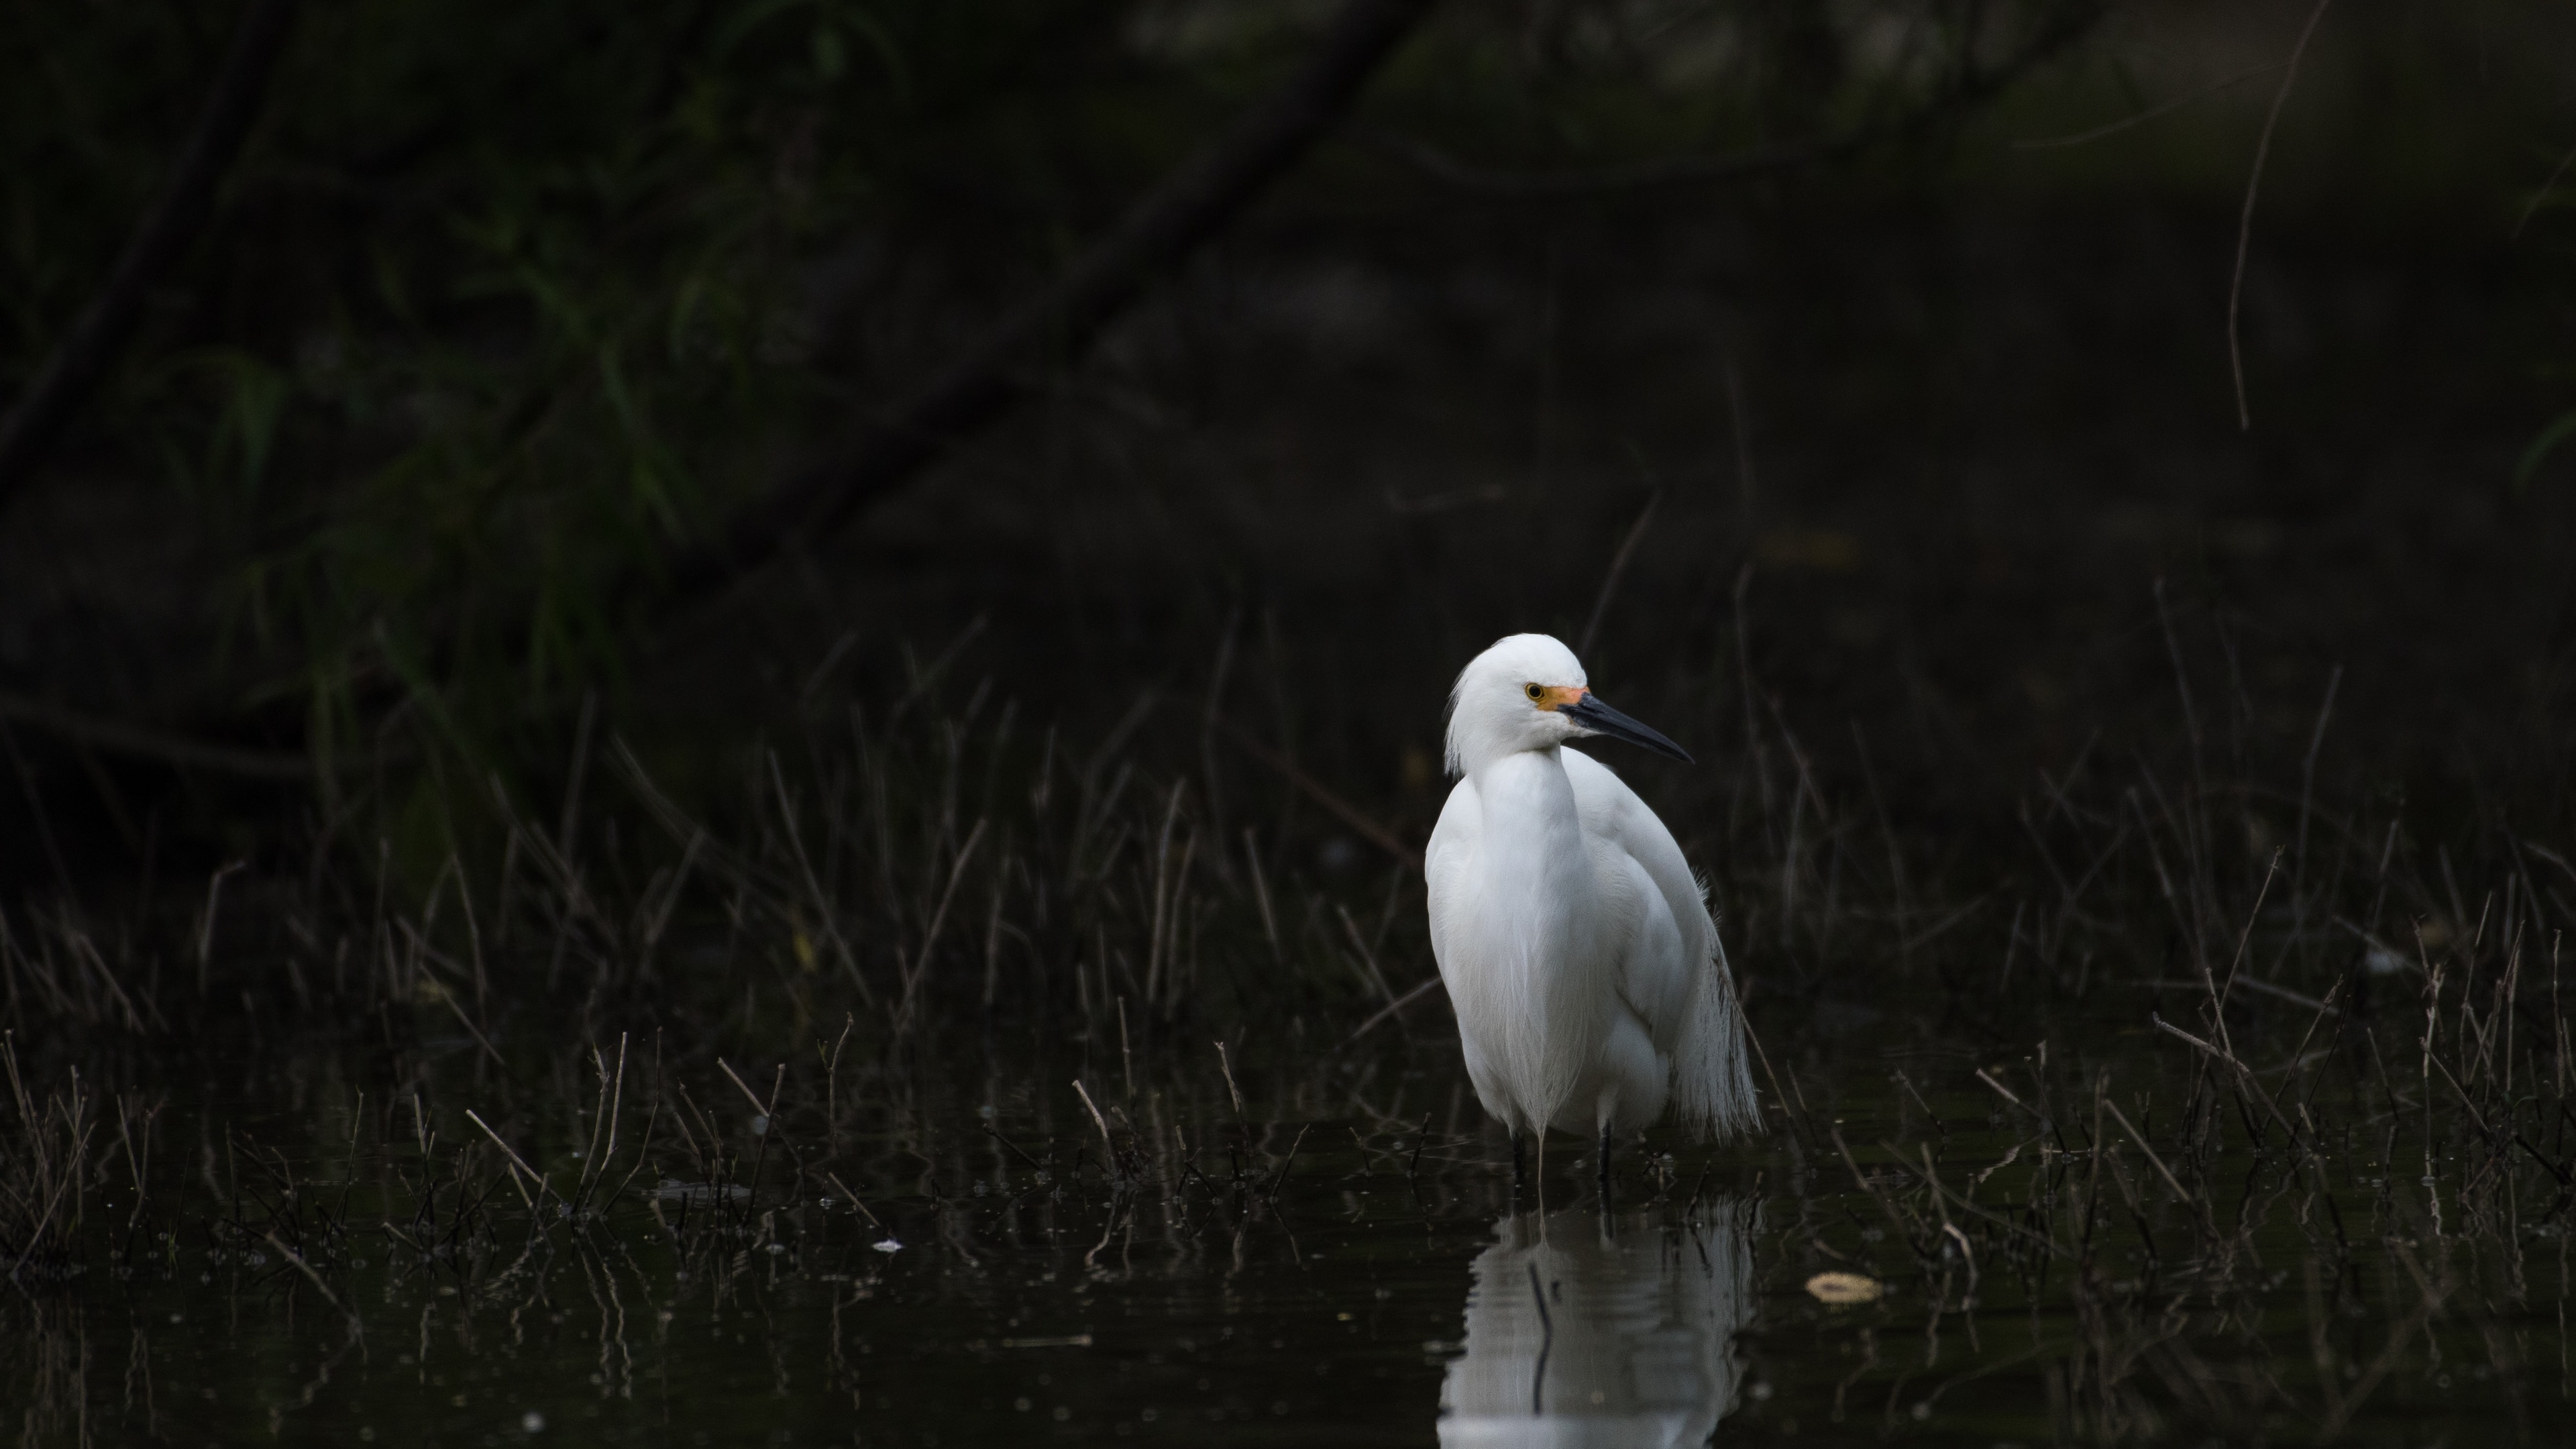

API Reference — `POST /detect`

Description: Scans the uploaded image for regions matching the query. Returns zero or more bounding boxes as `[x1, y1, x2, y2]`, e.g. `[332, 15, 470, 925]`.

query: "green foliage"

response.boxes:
[4, 0, 1190, 759]
[0, 0, 2093, 808]
[2516, 407, 2576, 492]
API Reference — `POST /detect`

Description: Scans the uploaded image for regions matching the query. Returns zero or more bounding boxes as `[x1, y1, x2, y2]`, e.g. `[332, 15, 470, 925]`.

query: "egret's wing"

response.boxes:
[1561, 748, 1713, 1015]
[1562, 748, 1762, 1140]
[1428, 777, 1521, 1128]
[1424, 777, 1482, 980]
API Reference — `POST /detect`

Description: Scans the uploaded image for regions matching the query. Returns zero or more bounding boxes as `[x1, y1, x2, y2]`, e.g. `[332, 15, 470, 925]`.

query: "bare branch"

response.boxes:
[661, 0, 1440, 601]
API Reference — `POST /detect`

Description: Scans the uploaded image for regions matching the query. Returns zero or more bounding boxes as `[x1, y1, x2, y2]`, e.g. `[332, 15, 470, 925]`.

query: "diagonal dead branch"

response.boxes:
[659, 0, 1440, 602]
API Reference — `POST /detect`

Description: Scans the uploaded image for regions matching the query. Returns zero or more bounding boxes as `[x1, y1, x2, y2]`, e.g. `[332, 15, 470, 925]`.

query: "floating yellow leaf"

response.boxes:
[1757, 528, 1864, 574]
[1805, 1271, 1884, 1305]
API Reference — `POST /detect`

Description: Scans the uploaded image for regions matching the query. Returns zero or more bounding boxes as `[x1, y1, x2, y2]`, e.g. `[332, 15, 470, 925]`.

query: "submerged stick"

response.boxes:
[981, 1124, 1044, 1173]
[261, 1230, 352, 1321]
[825, 1170, 885, 1231]
[464, 1110, 555, 1211]
[1214, 1042, 1248, 1125]
[2098, 1096, 2194, 1208]
[1266, 1122, 1311, 1202]
[1073, 1079, 1118, 1182]
[2149, 1012, 2303, 1151]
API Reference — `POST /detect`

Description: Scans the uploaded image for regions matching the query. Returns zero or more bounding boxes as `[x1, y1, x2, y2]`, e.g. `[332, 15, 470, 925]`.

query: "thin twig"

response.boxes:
[716, 1059, 776, 1120]
[262, 1230, 352, 1320]
[2149, 1012, 2303, 1148]
[1214, 1041, 1248, 1125]
[981, 1124, 1044, 1172]
[2098, 1097, 2193, 1207]
[1342, 974, 1446, 1046]
[2228, 0, 2334, 431]
[1577, 492, 1660, 657]
[1266, 1123, 1311, 1201]
[2011, 62, 2282, 150]
[463, 1110, 557, 1211]
[824, 1171, 885, 1231]
[1973, 1068, 2027, 1112]
[1072, 1080, 1119, 1180]
[2514, 136, 2576, 240]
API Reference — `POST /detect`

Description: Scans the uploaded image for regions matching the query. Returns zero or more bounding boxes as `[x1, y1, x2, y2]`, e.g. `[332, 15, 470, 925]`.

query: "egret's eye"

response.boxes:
[1525, 684, 1546, 702]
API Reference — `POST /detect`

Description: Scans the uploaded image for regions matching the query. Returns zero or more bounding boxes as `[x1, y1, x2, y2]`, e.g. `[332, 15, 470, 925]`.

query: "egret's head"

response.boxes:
[1444, 633, 1693, 776]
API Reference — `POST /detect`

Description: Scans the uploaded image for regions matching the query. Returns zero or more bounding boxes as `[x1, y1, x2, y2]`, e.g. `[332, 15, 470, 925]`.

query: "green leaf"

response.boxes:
[2514, 409, 2576, 492]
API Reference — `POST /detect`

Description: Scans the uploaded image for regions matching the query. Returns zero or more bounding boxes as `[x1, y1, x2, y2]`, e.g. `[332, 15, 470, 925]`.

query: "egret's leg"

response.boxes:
[1596, 1124, 1613, 1207]
[1511, 1132, 1526, 1194]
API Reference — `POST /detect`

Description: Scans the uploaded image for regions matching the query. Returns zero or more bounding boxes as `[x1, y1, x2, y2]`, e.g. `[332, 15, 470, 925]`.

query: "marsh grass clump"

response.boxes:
[0, 1039, 99, 1293]
[0, 660, 1444, 1075]
[0, 905, 168, 1034]
[0, 593, 2571, 1439]
[1676, 621, 2576, 1438]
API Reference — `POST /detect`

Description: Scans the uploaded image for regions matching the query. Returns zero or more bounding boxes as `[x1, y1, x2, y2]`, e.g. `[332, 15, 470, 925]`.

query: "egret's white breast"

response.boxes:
[1428, 748, 1631, 1136]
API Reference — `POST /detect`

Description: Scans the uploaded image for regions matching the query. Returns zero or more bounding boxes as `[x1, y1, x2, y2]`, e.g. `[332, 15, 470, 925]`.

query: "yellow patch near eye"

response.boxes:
[1532, 685, 1587, 712]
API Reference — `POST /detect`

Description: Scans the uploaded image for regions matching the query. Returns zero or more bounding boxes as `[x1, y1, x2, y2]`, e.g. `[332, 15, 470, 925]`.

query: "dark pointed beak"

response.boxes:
[1562, 692, 1694, 764]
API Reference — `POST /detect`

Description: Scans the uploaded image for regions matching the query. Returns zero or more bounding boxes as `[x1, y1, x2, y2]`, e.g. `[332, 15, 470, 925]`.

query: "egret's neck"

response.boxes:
[1467, 747, 1584, 849]
[1465, 742, 1562, 786]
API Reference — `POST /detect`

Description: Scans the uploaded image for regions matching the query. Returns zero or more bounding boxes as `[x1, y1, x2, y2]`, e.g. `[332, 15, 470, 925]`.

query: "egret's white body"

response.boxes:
[1426, 634, 1759, 1146]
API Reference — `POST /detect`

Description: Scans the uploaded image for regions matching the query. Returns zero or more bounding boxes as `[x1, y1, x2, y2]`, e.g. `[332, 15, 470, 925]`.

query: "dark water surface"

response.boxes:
[9, 985, 2567, 1448]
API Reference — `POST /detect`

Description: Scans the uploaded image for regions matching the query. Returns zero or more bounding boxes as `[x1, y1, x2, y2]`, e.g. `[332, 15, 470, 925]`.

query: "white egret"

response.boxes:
[1426, 633, 1760, 1191]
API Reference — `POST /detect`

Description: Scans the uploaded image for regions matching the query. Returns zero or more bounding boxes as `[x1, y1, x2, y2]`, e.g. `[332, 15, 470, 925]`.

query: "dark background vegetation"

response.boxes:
[1, 0, 2573, 1036]
[13, 11, 2576, 1440]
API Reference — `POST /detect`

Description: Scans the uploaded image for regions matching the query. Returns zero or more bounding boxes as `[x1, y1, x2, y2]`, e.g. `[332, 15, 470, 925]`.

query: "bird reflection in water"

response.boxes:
[1440, 1202, 1756, 1448]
